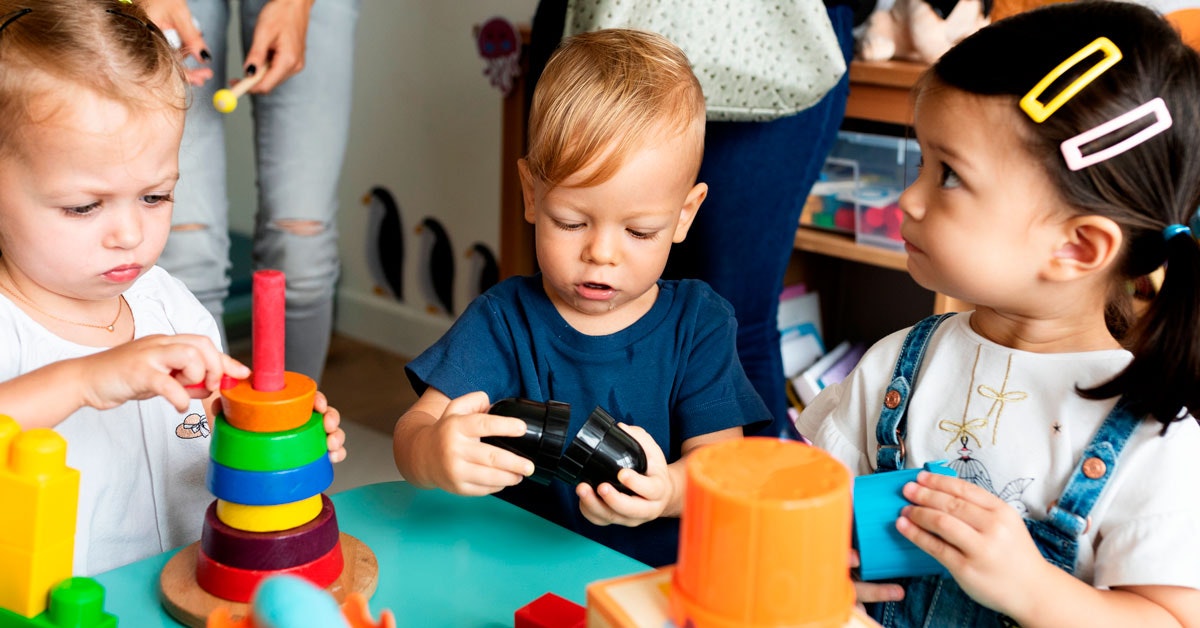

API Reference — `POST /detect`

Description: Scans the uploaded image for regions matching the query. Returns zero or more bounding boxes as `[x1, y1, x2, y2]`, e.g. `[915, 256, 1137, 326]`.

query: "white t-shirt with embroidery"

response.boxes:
[796, 312, 1200, 590]
[0, 266, 219, 576]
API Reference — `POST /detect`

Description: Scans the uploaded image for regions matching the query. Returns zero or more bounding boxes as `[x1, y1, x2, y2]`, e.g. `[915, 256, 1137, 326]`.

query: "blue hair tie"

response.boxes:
[1163, 224, 1191, 241]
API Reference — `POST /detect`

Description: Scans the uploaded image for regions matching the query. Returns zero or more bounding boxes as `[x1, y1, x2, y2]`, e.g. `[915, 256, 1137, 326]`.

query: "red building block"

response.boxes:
[515, 593, 585, 628]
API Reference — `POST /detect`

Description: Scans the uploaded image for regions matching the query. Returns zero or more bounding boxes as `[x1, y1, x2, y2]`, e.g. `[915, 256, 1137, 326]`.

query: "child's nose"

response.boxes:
[104, 206, 144, 249]
[898, 184, 923, 221]
[583, 230, 619, 265]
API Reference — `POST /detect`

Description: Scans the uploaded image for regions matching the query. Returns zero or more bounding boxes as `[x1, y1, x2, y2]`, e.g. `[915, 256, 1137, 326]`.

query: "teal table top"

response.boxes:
[93, 481, 648, 627]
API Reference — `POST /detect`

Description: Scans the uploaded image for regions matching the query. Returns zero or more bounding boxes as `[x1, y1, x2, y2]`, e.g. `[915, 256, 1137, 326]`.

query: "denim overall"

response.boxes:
[867, 314, 1140, 628]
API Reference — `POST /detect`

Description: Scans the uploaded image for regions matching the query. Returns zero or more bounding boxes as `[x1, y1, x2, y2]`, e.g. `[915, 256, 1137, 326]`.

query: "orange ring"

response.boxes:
[220, 371, 317, 432]
[196, 539, 344, 603]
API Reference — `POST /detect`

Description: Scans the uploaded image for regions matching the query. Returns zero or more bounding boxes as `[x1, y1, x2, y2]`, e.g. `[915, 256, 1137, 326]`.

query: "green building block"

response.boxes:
[0, 578, 116, 628]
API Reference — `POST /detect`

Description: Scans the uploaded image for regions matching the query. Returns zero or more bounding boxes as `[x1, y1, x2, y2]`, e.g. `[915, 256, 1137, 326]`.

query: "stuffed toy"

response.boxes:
[857, 0, 993, 63]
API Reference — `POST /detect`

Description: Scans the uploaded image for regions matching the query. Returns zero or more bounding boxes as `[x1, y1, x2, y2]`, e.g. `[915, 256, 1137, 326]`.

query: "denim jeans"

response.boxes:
[868, 315, 1140, 627]
[159, 0, 360, 381]
[662, 5, 856, 437]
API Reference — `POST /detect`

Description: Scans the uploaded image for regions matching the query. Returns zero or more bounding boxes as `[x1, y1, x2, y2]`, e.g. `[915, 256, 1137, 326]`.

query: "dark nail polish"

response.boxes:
[246, 64, 257, 76]
[200, 49, 211, 62]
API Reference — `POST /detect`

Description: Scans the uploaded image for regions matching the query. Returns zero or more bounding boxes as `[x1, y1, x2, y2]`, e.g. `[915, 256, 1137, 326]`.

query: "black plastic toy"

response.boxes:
[482, 398, 570, 485]
[556, 406, 648, 495]
[484, 398, 648, 494]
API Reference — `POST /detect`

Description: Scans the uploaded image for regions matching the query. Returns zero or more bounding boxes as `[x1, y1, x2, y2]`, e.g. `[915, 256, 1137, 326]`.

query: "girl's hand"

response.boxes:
[139, 0, 213, 86]
[850, 548, 906, 606]
[313, 391, 346, 463]
[576, 424, 675, 527]
[242, 0, 315, 93]
[897, 471, 1048, 614]
[82, 334, 249, 412]
[410, 391, 534, 496]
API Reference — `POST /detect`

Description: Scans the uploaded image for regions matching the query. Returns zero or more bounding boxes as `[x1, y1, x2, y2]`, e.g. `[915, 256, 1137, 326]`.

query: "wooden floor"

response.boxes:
[232, 333, 417, 436]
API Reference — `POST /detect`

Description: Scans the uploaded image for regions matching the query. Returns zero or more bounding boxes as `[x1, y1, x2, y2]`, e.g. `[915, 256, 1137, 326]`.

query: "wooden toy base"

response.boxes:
[159, 532, 378, 628]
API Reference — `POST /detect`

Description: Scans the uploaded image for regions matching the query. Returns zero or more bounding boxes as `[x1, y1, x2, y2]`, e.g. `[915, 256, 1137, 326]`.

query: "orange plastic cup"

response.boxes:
[670, 437, 854, 628]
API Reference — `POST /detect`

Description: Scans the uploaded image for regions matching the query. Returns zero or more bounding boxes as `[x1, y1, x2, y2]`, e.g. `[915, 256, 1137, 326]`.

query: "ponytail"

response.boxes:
[1081, 229, 1200, 430]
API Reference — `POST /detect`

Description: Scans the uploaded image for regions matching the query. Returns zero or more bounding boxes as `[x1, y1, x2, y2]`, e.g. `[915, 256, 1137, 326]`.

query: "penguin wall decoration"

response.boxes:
[362, 186, 404, 301]
[416, 216, 455, 316]
[465, 242, 499, 301]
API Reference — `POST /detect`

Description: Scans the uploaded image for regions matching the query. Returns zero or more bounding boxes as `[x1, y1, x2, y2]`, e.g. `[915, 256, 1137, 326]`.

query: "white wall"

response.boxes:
[223, 0, 538, 357]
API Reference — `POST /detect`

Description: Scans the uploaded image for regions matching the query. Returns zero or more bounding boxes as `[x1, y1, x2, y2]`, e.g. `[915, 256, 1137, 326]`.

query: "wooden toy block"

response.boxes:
[0, 416, 79, 618]
[206, 455, 333, 506]
[210, 413, 326, 472]
[586, 567, 881, 628]
[515, 592, 585, 628]
[196, 540, 344, 603]
[201, 495, 339, 571]
[0, 577, 116, 628]
[216, 494, 323, 533]
[220, 372, 317, 433]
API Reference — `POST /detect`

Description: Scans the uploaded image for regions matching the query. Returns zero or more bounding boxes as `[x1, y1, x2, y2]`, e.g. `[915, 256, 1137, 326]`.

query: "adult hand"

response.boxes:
[241, 0, 315, 93]
[139, 0, 213, 86]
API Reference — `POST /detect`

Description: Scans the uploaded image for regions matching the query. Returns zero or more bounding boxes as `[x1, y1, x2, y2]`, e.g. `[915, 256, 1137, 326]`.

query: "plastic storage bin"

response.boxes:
[803, 131, 920, 251]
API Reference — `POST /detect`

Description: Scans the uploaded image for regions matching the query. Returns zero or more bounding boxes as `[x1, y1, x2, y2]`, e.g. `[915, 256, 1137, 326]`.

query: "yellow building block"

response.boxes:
[0, 541, 72, 619]
[0, 415, 80, 618]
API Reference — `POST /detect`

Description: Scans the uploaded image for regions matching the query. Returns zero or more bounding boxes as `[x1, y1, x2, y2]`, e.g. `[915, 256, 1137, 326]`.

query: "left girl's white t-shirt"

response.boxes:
[0, 265, 220, 575]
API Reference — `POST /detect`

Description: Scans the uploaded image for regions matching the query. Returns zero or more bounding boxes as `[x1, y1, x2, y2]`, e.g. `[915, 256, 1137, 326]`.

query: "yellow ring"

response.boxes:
[215, 494, 323, 533]
[1019, 37, 1122, 123]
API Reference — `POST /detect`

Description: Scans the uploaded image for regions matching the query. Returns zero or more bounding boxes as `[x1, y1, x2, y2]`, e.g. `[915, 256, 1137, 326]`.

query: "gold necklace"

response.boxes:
[0, 281, 124, 332]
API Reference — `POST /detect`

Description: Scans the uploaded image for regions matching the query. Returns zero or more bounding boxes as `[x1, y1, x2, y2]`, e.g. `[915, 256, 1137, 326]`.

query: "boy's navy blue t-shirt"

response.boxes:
[405, 274, 771, 567]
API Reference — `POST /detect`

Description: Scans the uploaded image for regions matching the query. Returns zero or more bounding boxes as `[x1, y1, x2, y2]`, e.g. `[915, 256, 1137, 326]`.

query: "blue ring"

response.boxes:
[207, 455, 333, 506]
[1163, 224, 1191, 241]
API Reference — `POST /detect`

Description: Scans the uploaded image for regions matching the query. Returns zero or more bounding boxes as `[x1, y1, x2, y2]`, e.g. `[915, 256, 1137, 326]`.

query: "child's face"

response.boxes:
[0, 87, 183, 303]
[521, 128, 706, 334]
[900, 87, 1071, 310]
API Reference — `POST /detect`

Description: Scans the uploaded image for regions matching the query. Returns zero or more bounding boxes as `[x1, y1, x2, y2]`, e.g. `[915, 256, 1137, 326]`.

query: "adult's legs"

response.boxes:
[665, 6, 855, 436]
[240, 0, 360, 382]
[160, 0, 233, 347]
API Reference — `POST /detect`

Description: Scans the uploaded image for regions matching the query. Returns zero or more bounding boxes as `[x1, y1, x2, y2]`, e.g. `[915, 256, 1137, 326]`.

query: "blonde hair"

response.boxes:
[0, 0, 187, 156]
[525, 28, 706, 188]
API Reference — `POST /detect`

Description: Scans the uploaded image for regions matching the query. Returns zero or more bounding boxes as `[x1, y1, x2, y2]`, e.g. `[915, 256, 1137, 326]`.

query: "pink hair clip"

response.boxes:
[1060, 97, 1172, 171]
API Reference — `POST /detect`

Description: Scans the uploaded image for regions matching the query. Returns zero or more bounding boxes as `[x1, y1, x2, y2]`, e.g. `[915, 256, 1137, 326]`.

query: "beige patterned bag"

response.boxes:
[564, 0, 847, 122]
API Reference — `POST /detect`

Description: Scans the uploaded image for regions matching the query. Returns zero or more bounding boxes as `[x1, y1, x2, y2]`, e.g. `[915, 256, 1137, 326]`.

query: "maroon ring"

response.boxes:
[199, 494, 339, 571]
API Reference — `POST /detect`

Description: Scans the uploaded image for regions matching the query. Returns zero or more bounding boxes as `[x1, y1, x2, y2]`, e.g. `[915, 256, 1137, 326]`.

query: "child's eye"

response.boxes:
[939, 164, 962, 189]
[553, 220, 584, 231]
[627, 228, 659, 240]
[142, 193, 175, 206]
[63, 202, 100, 216]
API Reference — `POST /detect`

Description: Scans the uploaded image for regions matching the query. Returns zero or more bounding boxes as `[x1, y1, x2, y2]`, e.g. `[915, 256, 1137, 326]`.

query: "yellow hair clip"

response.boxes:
[1019, 37, 1122, 123]
[118, 0, 132, 4]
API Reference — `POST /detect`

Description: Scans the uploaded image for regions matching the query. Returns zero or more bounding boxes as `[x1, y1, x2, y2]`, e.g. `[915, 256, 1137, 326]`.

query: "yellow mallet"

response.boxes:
[212, 69, 266, 114]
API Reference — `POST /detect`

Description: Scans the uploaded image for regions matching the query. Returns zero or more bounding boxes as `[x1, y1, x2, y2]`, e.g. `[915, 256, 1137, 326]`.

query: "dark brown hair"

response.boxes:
[931, 0, 1200, 428]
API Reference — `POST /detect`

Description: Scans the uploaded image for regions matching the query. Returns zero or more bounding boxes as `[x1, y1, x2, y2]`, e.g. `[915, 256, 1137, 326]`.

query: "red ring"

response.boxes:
[196, 540, 344, 603]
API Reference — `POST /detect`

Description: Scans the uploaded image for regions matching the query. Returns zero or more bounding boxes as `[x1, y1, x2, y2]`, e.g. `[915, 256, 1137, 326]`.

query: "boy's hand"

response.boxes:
[409, 391, 534, 496]
[313, 391, 346, 463]
[896, 471, 1047, 614]
[82, 334, 249, 412]
[576, 423, 675, 527]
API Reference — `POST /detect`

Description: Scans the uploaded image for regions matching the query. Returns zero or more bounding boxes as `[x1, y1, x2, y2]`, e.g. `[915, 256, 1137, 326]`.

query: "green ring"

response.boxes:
[211, 411, 326, 472]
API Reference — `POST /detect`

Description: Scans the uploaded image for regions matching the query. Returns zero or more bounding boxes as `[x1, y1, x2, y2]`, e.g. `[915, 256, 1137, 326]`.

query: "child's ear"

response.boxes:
[1044, 214, 1123, 281]
[671, 182, 708, 243]
[518, 159, 537, 225]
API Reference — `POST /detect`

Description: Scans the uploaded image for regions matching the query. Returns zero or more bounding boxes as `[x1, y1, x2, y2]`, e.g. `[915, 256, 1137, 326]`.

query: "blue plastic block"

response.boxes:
[206, 455, 333, 506]
[853, 460, 957, 581]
